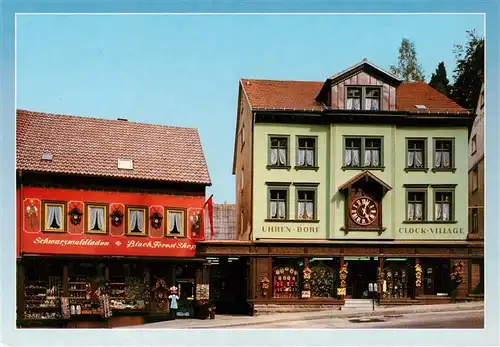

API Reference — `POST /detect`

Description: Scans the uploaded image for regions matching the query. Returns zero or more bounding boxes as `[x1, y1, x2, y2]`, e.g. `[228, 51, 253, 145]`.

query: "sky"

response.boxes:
[16, 14, 484, 203]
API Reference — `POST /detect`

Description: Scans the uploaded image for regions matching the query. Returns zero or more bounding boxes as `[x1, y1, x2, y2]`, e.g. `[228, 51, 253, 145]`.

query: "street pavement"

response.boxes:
[118, 301, 484, 329]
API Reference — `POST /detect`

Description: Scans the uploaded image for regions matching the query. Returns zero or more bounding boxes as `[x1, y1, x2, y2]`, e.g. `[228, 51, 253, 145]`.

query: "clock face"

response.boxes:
[350, 196, 378, 226]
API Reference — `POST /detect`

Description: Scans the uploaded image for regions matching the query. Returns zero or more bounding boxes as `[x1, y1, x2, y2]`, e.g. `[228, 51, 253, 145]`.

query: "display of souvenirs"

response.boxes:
[108, 276, 147, 310]
[273, 266, 299, 298]
[152, 278, 170, 310]
[68, 277, 103, 315]
[415, 263, 423, 288]
[381, 265, 410, 299]
[339, 263, 348, 290]
[450, 260, 465, 285]
[196, 284, 210, 300]
[310, 264, 336, 298]
[99, 294, 112, 318]
[61, 297, 70, 319]
[23, 277, 62, 320]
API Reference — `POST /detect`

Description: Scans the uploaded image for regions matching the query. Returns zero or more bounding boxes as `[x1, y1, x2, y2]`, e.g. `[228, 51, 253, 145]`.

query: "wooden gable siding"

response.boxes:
[330, 71, 397, 111]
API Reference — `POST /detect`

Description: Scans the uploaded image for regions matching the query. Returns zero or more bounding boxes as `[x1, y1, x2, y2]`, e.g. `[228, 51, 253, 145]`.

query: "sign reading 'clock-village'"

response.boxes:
[349, 196, 378, 226]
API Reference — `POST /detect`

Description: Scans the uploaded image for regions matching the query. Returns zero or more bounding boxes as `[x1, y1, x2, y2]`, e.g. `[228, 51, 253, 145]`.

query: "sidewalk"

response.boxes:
[118, 301, 483, 329]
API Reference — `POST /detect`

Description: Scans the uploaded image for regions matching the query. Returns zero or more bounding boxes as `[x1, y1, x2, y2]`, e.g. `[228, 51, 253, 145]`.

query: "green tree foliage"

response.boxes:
[429, 62, 451, 96]
[450, 30, 484, 110]
[389, 38, 426, 82]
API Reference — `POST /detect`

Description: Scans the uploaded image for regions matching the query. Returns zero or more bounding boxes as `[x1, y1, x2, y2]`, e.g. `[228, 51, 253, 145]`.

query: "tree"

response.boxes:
[429, 62, 451, 96]
[389, 38, 426, 82]
[450, 30, 484, 110]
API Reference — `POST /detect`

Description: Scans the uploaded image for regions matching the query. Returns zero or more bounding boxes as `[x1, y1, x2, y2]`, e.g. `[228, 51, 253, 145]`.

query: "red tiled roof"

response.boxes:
[241, 79, 468, 114]
[396, 81, 466, 113]
[16, 110, 212, 185]
[241, 79, 325, 111]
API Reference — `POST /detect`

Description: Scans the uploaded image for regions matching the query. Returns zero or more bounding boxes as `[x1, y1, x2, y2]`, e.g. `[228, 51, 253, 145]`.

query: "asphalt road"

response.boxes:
[240, 310, 484, 329]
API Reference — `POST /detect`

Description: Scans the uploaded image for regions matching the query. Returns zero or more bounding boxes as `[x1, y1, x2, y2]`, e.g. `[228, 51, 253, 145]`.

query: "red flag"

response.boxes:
[203, 195, 214, 238]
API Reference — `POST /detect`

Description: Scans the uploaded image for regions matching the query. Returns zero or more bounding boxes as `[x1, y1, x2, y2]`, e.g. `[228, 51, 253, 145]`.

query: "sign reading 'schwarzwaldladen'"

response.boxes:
[22, 233, 197, 257]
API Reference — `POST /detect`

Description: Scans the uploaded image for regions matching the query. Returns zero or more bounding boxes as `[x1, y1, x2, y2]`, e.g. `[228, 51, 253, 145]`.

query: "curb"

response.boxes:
[180, 303, 484, 329]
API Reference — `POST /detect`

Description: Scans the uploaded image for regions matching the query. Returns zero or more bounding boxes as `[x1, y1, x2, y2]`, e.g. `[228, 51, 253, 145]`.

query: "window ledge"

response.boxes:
[404, 167, 429, 173]
[341, 166, 385, 171]
[264, 218, 291, 222]
[287, 219, 320, 223]
[266, 165, 291, 170]
[431, 167, 457, 173]
[294, 166, 319, 171]
[341, 226, 386, 235]
[403, 220, 458, 224]
[125, 232, 149, 237]
[42, 229, 66, 234]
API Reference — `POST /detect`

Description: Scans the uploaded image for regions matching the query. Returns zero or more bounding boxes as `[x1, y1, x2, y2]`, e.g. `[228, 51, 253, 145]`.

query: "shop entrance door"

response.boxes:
[208, 257, 249, 314]
[345, 257, 378, 299]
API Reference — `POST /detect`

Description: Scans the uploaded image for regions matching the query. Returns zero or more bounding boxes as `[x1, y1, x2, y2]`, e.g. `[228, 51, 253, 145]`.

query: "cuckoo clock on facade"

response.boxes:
[150, 209, 163, 229]
[110, 206, 124, 227]
[68, 204, 83, 226]
[338, 171, 392, 234]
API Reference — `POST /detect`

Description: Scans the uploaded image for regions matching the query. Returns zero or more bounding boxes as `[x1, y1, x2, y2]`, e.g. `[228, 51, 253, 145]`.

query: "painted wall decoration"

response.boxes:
[189, 210, 204, 239]
[23, 199, 41, 233]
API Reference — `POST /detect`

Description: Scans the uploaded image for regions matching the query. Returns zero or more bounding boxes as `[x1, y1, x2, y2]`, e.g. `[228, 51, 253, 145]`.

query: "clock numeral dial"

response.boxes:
[349, 196, 378, 226]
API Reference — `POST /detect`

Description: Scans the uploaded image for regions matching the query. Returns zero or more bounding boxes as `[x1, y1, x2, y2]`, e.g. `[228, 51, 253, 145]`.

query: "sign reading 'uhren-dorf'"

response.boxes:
[261, 225, 320, 233]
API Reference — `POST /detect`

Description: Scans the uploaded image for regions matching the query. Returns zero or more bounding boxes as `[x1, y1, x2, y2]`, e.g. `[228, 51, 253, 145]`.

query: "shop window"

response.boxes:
[166, 208, 186, 237]
[296, 137, 317, 168]
[23, 259, 63, 320]
[421, 259, 451, 296]
[107, 262, 148, 311]
[68, 262, 108, 315]
[296, 190, 316, 220]
[126, 206, 147, 236]
[381, 259, 413, 299]
[268, 136, 289, 168]
[42, 201, 66, 232]
[272, 259, 302, 299]
[85, 203, 108, 234]
[308, 258, 340, 299]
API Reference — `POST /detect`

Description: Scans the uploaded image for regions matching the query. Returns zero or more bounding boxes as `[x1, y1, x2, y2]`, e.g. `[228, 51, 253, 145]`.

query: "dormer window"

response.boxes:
[346, 86, 381, 111]
[346, 88, 361, 110]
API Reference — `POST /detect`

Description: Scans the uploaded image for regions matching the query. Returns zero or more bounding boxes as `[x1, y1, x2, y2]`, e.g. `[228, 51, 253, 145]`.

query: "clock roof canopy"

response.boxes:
[338, 170, 392, 197]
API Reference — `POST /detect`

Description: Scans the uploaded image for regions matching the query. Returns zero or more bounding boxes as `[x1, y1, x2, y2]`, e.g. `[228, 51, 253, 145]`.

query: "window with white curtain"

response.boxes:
[346, 87, 362, 110]
[127, 208, 146, 235]
[87, 205, 107, 233]
[269, 189, 288, 220]
[269, 137, 288, 167]
[344, 137, 382, 168]
[407, 191, 425, 221]
[407, 139, 425, 169]
[434, 191, 453, 221]
[297, 138, 316, 167]
[297, 190, 315, 220]
[166, 210, 185, 237]
[434, 139, 453, 169]
[346, 86, 381, 111]
[44, 203, 65, 231]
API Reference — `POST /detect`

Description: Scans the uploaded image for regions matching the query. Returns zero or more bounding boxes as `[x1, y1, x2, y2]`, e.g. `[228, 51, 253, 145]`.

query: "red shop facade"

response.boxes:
[16, 110, 212, 328]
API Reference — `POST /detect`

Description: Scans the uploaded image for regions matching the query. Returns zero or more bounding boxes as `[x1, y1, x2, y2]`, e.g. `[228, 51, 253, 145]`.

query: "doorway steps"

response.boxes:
[342, 299, 378, 311]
